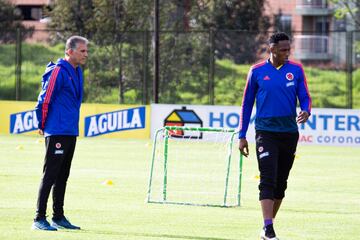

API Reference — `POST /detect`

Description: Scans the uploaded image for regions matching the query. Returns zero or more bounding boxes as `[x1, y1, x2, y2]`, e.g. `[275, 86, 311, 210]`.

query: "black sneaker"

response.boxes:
[260, 224, 279, 240]
[51, 216, 80, 230]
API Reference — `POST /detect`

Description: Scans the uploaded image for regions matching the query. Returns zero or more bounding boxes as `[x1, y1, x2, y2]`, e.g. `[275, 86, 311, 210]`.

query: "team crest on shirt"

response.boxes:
[258, 146, 264, 152]
[286, 72, 294, 81]
[55, 143, 61, 149]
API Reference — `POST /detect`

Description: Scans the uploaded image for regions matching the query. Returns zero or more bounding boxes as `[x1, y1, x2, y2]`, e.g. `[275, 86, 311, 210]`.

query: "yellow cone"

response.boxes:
[16, 145, 24, 150]
[102, 180, 114, 186]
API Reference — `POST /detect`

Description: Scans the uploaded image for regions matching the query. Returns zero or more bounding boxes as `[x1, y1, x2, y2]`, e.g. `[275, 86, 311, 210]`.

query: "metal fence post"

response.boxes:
[143, 30, 150, 105]
[15, 27, 22, 101]
[208, 29, 215, 105]
[153, 0, 160, 103]
[346, 31, 353, 109]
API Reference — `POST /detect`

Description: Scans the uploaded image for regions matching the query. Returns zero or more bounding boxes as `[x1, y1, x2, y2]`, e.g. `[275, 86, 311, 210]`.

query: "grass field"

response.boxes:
[0, 134, 359, 240]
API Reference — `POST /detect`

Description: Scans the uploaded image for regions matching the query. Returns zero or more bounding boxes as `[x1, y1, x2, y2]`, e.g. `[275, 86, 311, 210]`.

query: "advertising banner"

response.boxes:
[150, 103, 242, 140]
[0, 101, 150, 139]
[2, 101, 359, 145]
[151, 104, 360, 146]
[299, 108, 360, 146]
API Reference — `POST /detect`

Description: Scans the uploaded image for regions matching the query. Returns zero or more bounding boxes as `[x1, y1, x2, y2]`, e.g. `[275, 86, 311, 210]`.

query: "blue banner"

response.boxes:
[10, 110, 38, 134]
[84, 106, 146, 137]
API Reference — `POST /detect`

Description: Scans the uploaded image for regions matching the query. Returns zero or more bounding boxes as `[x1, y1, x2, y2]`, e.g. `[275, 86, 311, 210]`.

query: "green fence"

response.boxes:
[0, 29, 359, 108]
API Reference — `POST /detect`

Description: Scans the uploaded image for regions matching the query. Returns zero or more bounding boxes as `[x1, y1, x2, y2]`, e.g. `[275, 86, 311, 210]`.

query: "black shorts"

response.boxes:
[255, 130, 299, 200]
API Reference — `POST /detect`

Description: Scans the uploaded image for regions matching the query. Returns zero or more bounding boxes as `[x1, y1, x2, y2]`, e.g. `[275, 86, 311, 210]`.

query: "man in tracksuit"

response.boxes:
[238, 32, 311, 240]
[32, 36, 88, 231]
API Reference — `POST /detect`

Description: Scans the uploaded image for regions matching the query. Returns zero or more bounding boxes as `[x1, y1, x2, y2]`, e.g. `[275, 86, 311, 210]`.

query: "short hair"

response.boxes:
[65, 36, 88, 53]
[268, 32, 290, 44]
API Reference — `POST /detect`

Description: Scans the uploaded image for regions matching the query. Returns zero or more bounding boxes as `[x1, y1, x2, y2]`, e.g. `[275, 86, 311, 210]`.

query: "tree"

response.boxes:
[46, 0, 94, 41]
[46, 0, 271, 104]
[154, 0, 271, 104]
[47, 0, 152, 103]
[89, 0, 151, 103]
[330, 0, 360, 29]
[0, 0, 33, 42]
[195, 0, 271, 63]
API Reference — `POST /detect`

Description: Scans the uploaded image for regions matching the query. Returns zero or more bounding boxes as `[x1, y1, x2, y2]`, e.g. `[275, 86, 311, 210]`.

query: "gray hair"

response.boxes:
[65, 36, 89, 54]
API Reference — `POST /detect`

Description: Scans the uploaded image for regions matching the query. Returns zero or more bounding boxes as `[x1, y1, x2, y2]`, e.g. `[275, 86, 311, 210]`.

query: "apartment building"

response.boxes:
[265, 0, 351, 65]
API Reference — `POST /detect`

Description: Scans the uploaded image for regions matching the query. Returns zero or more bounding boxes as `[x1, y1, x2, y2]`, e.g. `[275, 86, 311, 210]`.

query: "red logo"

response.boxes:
[286, 72, 294, 81]
[258, 146, 264, 152]
[263, 75, 270, 80]
[55, 143, 61, 149]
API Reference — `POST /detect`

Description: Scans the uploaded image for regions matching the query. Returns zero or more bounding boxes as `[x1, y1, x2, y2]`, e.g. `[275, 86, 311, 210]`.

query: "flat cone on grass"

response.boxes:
[16, 145, 24, 150]
[102, 180, 114, 186]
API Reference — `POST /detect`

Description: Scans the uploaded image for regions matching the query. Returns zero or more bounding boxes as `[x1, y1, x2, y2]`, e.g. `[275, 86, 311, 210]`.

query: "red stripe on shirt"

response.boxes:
[41, 66, 60, 129]
[238, 61, 266, 131]
[251, 60, 267, 70]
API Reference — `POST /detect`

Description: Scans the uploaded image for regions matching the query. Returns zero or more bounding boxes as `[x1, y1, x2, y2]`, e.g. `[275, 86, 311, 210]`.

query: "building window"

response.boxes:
[315, 16, 329, 33]
[275, 14, 292, 35]
[17, 5, 43, 20]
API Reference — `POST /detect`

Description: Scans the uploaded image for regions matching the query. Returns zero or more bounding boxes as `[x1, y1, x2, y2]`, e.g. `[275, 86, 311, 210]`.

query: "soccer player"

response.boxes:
[238, 32, 311, 240]
[32, 36, 88, 231]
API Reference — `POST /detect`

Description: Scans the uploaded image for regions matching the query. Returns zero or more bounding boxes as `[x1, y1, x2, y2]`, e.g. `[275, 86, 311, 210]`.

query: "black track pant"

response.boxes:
[35, 135, 76, 220]
[255, 130, 299, 200]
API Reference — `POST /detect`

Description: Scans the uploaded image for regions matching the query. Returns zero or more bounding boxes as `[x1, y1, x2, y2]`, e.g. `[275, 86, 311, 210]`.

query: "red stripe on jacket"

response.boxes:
[239, 61, 266, 132]
[41, 66, 60, 129]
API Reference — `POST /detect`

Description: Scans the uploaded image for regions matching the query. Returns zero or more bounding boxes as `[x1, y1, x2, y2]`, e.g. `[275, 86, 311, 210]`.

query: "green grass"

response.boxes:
[0, 134, 359, 240]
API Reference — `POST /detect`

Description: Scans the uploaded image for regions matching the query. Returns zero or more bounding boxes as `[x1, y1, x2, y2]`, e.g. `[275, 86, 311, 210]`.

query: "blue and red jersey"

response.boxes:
[239, 59, 311, 139]
[35, 58, 83, 137]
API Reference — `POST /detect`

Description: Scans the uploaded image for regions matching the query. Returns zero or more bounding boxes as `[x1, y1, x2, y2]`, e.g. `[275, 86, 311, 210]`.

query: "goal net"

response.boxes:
[147, 126, 243, 207]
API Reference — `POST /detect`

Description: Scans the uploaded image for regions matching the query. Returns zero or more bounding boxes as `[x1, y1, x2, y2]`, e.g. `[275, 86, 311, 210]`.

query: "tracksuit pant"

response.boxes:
[35, 135, 77, 220]
[255, 130, 299, 200]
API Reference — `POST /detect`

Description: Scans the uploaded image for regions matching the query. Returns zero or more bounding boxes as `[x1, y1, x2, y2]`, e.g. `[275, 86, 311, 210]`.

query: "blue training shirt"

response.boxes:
[239, 59, 312, 139]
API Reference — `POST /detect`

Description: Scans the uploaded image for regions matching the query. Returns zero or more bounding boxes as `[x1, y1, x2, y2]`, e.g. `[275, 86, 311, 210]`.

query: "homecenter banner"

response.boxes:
[151, 104, 360, 146]
[0, 101, 150, 138]
[299, 108, 360, 145]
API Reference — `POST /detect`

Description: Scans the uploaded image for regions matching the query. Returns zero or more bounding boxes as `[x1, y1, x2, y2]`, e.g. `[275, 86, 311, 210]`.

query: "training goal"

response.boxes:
[147, 126, 243, 207]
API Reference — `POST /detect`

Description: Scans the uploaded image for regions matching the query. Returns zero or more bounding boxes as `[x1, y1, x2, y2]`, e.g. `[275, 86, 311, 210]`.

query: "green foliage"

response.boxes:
[205, 1, 270, 64]
[1, 43, 360, 108]
[44, 0, 271, 104]
[305, 67, 348, 108]
[158, 32, 211, 104]
[0, 43, 63, 101]
[0, 64, 15, 99]
[47, 0, 152, 103]
[46, 0, 94, 40]
[352, 69, 360, 108]
[330, 0, 360, 28]
[214, 59, 249, 105]
[212, 60, 359, 108]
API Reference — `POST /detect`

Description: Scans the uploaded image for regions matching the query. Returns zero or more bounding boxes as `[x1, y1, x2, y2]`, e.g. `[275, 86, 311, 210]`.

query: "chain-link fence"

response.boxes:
[0, 28, 359, 108]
